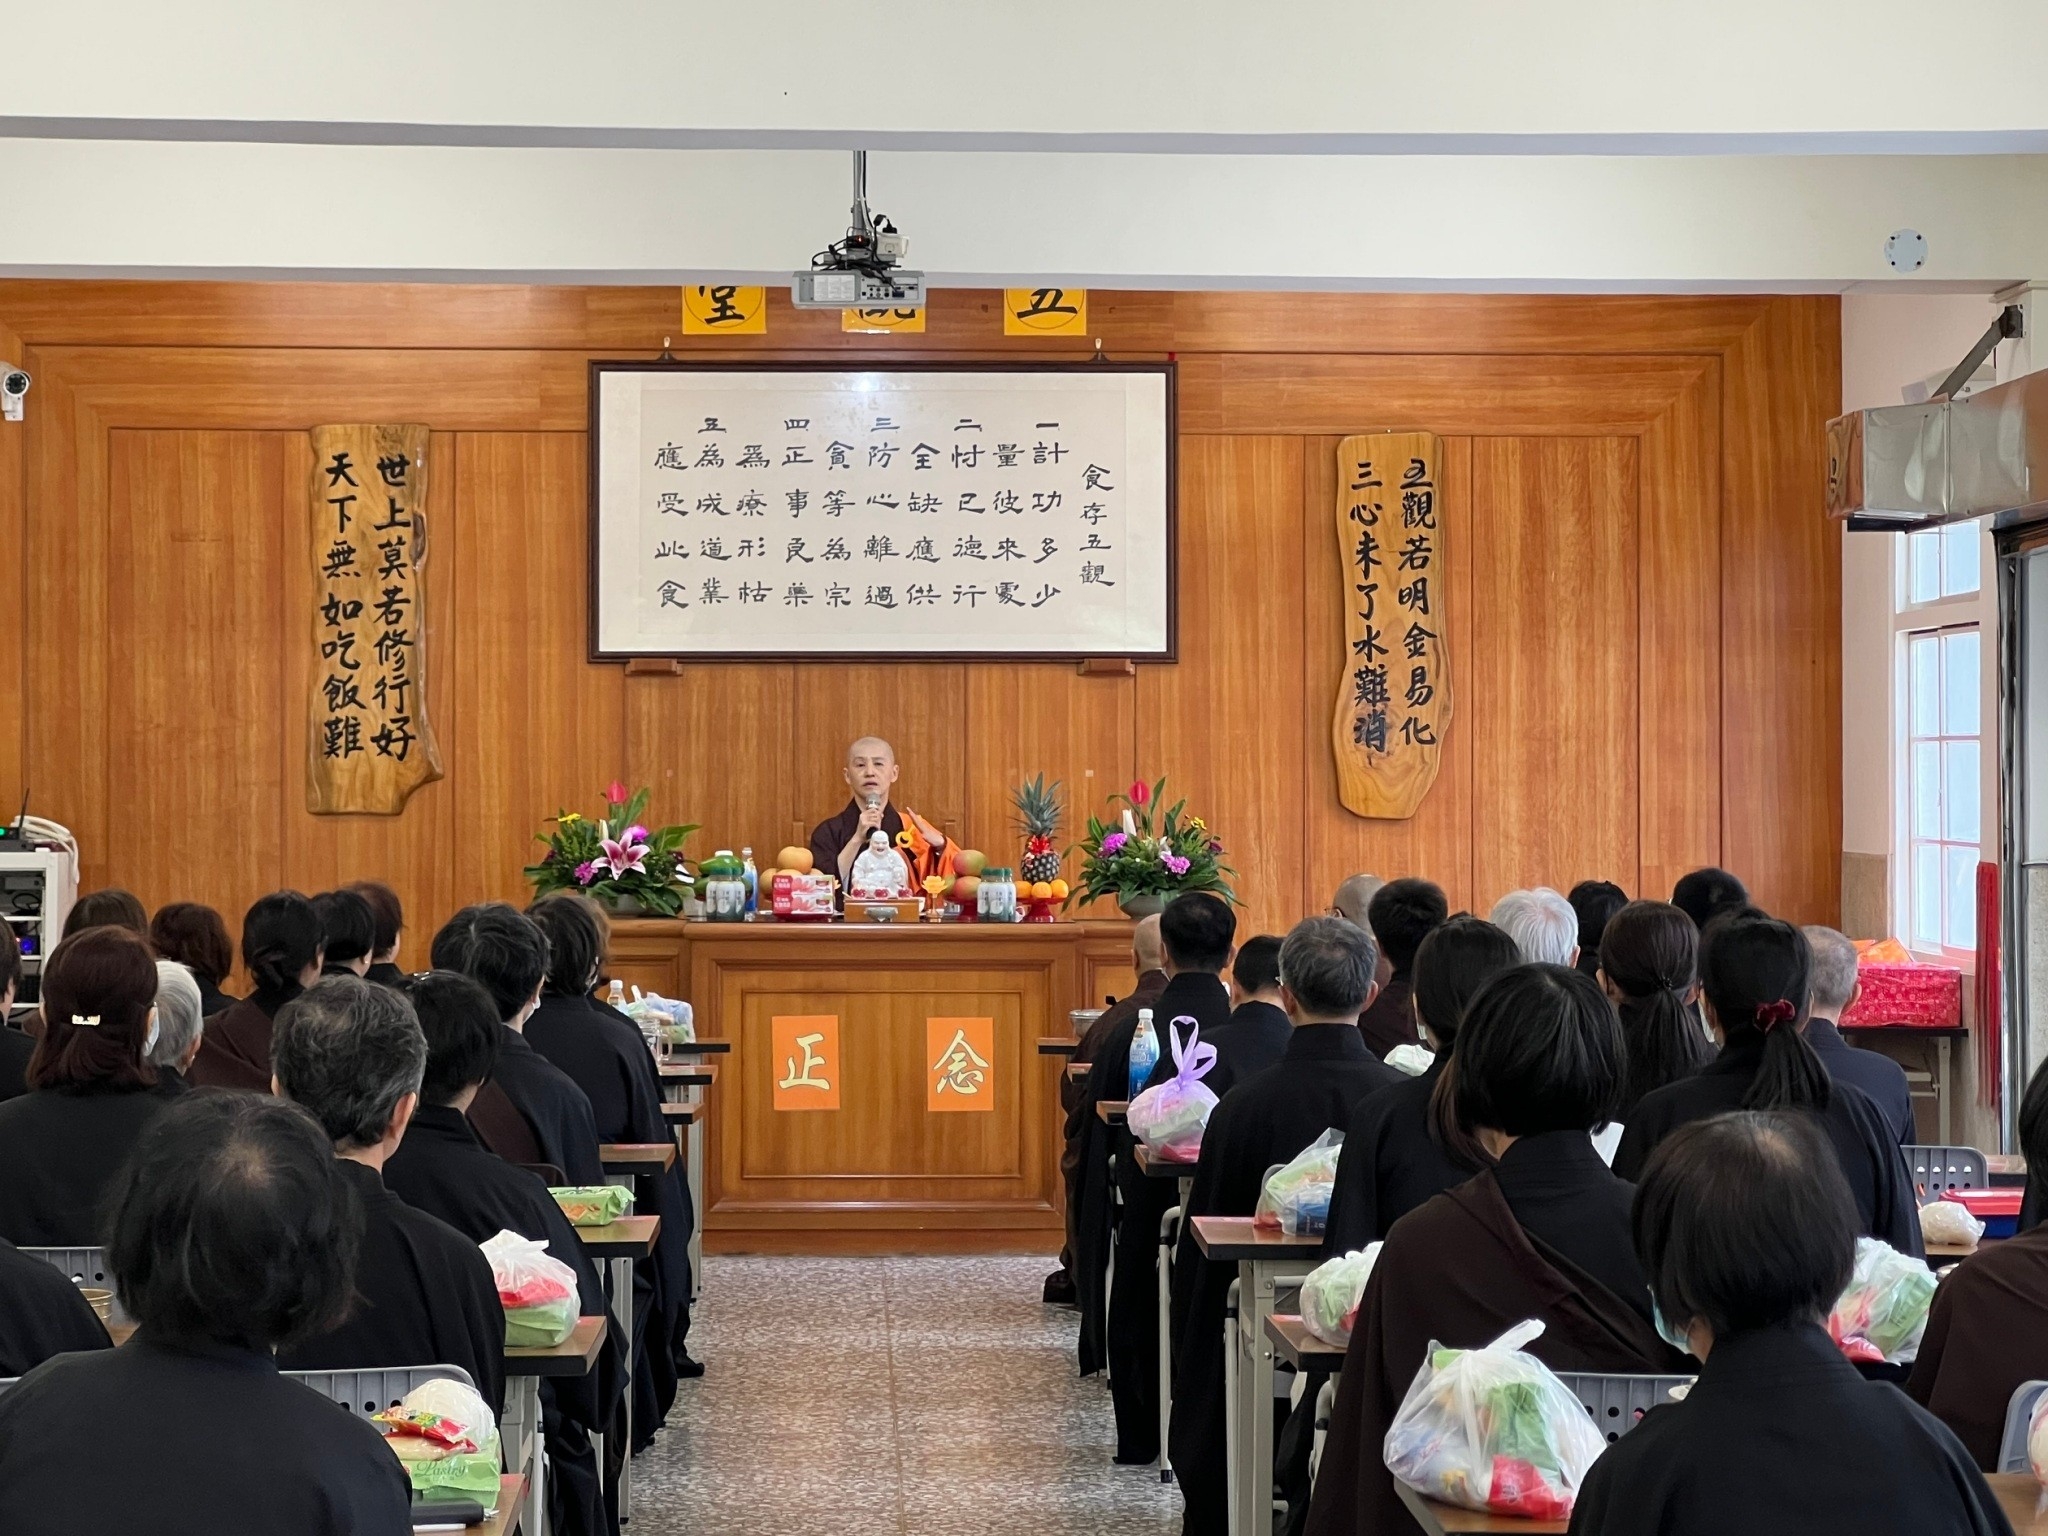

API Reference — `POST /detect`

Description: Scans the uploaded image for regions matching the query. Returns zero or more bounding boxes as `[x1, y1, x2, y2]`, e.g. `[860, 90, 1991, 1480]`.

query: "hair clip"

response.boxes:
[70, 1014, 101, 1028]
[1754, 999, 1797, 1031]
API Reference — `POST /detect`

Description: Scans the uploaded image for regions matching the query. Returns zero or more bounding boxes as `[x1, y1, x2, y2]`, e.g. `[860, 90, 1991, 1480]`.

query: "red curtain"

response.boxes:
[1976, 860, 2001, 1110]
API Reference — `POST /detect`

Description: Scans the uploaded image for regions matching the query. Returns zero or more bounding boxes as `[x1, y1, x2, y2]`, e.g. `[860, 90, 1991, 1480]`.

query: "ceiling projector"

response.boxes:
[791, 152, 925, 310]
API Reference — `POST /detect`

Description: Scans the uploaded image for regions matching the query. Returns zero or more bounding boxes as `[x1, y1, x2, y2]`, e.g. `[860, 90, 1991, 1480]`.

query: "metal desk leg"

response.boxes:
[686, 1112, 705, 1304]
[1104, 1155, 1119, 1387]
[1223, 1278, 1241, 1536]
[1242, 1260, 1312, 1536]
[1938, 1035, 1953, 1145]
[505, 1376, 546, 1536]
[1158, 1206, 1180, 1483]
[609, 1254, 635, 1517]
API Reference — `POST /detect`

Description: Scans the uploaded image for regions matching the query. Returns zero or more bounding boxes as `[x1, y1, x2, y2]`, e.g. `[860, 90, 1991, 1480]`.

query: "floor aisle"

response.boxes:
[626, 1256, 1185, 1536]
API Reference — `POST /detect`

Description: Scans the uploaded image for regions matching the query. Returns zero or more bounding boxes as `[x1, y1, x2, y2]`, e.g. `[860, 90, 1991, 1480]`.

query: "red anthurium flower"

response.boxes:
[1129, 780, 1151, 806]
[605, 780, 628, 804]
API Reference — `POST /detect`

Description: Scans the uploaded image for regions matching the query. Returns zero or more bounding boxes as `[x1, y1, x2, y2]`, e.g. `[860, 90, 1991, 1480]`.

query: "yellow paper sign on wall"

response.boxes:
[681, 284, 768, 335]
[772, 1015, 840, 1110]
[842, 307, 926, 334]
[1003, 287, 1087, 336]
[926, 1016, 996, 1112]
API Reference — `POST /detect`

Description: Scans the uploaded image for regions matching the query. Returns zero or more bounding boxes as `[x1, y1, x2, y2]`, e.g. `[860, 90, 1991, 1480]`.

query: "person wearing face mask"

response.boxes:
[430, 903, 604, 1185]
[0, 927, 171, 1246]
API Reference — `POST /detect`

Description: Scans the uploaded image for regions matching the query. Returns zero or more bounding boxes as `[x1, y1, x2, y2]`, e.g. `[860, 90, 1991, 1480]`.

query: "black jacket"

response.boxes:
[0, 1236, 111, 1376]
[490, 1025, 605, 1186]
[0, 1086, 166, 1246]
[1806, 1016, 1916, 1145]
[1320, 1054, 1470, 1256]
[1200, 999, 1293, 1100]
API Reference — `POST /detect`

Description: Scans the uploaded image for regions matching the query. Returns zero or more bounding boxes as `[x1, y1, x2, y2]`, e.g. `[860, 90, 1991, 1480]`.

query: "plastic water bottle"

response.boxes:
[1128, 1008, 1159, 1099]
[741, 847, 759, 918]
[607, 979, 625, 1009]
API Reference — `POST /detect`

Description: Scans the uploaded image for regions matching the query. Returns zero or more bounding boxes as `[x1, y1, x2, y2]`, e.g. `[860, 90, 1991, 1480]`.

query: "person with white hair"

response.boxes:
[1802, 925, 1914, 1145]
[149, 961, 207, 1096]
[1489, 887, 1580, 967]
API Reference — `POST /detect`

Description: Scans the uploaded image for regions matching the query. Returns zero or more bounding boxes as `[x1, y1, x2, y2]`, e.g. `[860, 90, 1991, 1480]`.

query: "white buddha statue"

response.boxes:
[848, 828, 914, 899]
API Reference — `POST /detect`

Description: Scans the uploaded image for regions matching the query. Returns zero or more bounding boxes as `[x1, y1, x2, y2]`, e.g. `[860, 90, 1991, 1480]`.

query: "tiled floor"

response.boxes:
[625, 1256, 1184, 1536]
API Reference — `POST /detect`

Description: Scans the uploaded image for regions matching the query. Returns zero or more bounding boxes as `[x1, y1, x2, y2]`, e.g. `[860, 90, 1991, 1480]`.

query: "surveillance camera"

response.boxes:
[0, 368, 26, 423]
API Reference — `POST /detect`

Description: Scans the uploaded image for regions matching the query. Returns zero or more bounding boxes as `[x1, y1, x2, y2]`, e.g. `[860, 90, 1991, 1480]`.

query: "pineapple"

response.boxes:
[1013, 774, 1065, 885]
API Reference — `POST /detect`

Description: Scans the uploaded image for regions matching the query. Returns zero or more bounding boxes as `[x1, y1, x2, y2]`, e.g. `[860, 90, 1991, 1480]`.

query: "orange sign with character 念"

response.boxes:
[926, 1017, 996, 1112]
[772, 1015, 840, 1110]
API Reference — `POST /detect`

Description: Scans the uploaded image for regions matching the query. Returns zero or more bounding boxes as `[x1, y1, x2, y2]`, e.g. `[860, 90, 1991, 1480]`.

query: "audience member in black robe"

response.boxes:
[1322, 916, 1522, 1255]
[532, 897, 699, 1415]
[270, 975, 506, 1418]
[1803, 923, 1916, 1145]
[1059, 914, 1166, 1308]
[1306, 963, 1688, 1536]
[0, 928, 168, 1246]
[148, 901, 240, 1018]
[0, 1089, 411, 1536]
[1669, 864, 1749, 931]
[1106, 892, 1239, 1462]
[1572, 1111, 2008, 1536]
[1905, 1053, 2048, 1468]
[433, 904, 606, 1186]
[1568, 879, 1628, 980]
[1352, 877, 1447, 1059]
[1599, 900, 1713, 1122]
[148, 959, 207, 1097]
[0, 1236, 110, 1375]
[1171, 916, 1401, 1532]
[0, 937, 32, 1101]
[348, 879, 411, 990]
[1201, 935, 1292, 1098]
[313, 888, 379, 980]
[189, 890, 323, 1092]
[387, 971, 624, 1536]
[1614, 913, 1921, 1256]
[62, 887, 149, 941]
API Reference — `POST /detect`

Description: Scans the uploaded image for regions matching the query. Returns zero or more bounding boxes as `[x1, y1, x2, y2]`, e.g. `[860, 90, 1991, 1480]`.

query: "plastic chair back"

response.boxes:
[1998, 1379, 2048, 1473]
[1905, 1144, 1989, 1202]
[21, 1246, 130, 1326]
[1553, 1371, 1696, 1443]
[284, 1364, 478, 1420]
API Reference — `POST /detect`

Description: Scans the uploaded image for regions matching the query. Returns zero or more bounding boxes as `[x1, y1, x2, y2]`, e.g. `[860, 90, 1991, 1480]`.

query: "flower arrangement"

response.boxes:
[1070, 777, 1236, 912]
[525, 781, 700, 917]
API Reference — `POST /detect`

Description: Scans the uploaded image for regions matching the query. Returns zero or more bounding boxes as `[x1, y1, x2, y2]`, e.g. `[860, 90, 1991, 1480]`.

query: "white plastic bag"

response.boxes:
[480, 1229, 581, 1347]
[1300, 1243, 1381, 1347]
[1918, 1198, 1985, 1251]
[1126, 1016, 1218, 1159]
[1826, 1236, 1937, 1364]
[1385, 1043, 1435, 1078]
[622, 986, 694, 1043]
[2028, 1391, 2048, 1486]
[1383, 1319, 1606, 1521]
[1255, 1128, 1344, 1236]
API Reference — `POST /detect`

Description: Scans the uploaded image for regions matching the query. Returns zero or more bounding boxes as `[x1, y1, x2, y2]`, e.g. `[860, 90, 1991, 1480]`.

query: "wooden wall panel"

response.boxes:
[1137, 436, 1306, 933]
[0, 316, 22, 814]
[624, 664, 797, 865]
[1468, 437, 1642, 906]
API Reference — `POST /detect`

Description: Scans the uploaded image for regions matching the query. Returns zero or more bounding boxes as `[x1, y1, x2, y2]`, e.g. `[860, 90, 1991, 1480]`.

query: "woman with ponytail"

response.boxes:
[1599, 900, 1713, 1119]
[1613, 912, 1920, 1254]
[187, 892, 324, 1093]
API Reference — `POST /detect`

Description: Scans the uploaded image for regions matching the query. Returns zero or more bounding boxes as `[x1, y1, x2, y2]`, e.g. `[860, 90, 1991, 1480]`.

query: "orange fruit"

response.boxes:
[1031, 881, 1053, 900]
[1048, 879, 1069, 900]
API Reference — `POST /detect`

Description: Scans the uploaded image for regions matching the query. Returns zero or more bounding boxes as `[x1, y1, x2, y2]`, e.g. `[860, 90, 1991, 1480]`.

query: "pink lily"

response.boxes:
[599, 834, 648, 878]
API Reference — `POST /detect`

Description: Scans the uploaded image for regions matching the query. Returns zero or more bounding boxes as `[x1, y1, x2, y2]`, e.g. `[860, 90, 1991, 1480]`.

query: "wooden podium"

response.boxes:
[605, 918, 1137, 1253]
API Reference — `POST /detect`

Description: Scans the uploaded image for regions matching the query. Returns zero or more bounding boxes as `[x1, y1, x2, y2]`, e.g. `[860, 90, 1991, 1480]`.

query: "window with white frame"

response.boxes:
[1894, 520, 1988, 959]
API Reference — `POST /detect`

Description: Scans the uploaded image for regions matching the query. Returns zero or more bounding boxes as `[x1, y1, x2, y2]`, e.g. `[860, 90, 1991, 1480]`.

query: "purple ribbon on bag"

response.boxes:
[1167, 1015, 1217, 1085]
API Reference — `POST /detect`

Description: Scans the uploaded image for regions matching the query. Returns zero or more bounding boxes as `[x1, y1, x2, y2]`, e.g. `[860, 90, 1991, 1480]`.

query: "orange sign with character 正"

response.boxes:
[772, 1015, 840, 1110]
[926, 1017, 996, 1112]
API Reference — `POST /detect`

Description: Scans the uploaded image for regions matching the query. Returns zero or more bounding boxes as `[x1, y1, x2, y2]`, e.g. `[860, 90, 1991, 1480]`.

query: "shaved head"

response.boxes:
[1132, 912, 1164, 972]
[843, 737, 901, 805]
[1332, 873, 1384, 928]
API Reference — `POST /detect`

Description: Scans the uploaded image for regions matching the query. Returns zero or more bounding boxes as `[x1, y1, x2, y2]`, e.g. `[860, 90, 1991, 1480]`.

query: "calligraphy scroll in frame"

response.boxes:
[307, 423, 443, 815]
[1332, 432, 1449, 820]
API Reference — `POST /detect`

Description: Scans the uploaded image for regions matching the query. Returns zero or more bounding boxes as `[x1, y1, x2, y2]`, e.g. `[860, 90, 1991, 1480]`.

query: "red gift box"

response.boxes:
[1840, 962, 1963, 1029]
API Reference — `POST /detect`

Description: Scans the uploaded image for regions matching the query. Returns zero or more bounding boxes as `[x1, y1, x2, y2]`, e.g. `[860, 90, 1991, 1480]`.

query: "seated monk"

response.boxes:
[807, 736, 954, 897]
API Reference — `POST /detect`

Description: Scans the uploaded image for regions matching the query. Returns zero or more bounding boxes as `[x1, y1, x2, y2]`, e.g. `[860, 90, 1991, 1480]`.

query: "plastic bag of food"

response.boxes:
[1918, 1198, 1985, 1251]
[2029, 1390, 2048, 1485]
[621, 987, 694, 1043]
[1826, 1236, 1938, 1364]
[375, 1378, 503, 1505]
[550, 1185, 632, 1227]
[1301, 1243, 1382, 1347]
[1383, 1319, 1606, 1521]
[1254, 1129, 1344, 1236]
[1385, 1043, 1435, 1078]
[481, 1229, 580, 1347]
[1126, 1017, 1218, 1159]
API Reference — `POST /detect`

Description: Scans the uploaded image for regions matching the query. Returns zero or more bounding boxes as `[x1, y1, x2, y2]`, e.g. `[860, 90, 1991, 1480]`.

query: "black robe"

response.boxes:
[1907, 1221, 2048, 1469]
[0, 1085, 166, 1247]
[364, 961, 409, 991]
[1169, 1022, 1400, 1531]
[188, 983, 299, 1093]
[1570, 1322, 2011, 1536]
[0, 1235, 111, 1375]
[1354, 972, 1418, 1061]
[1320, 1055, 1471, 1258]
[1061, 969, 1169, 1285]
[1807, 1016, 1916, 1145]
[1305, 1159, 1686, 1536]
[1613, 1036, 1923, 1257]
[1105, 971, 1235, 1460]
[0, 1023, 34, 1101]
[587, 993, 698, 1324]
[1201, 1000, 1293, 1100]
[277, 1158, 506, 1419]
[489, 1024, 605, 1186]
[0, 1331, 412, 1536]
[807, 798, 905, 890]
[196, 977, 238, 1017]
[152, 1064, 192, 1099]
[385, 1106, 622, 1536]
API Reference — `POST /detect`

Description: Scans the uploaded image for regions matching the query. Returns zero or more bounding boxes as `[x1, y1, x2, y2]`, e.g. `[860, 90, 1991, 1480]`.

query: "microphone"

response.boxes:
[865, 792, 881, 812]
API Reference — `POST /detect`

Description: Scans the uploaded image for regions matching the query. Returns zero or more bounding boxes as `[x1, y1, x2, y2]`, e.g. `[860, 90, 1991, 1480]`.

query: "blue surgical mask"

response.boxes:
[1652, 1295, 1697, 1357]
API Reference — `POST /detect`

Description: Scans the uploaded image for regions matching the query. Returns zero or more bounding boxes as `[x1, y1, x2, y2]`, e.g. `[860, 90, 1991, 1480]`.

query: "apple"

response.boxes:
[952, 874, 983, 906]
[954, 848, 988, 877]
